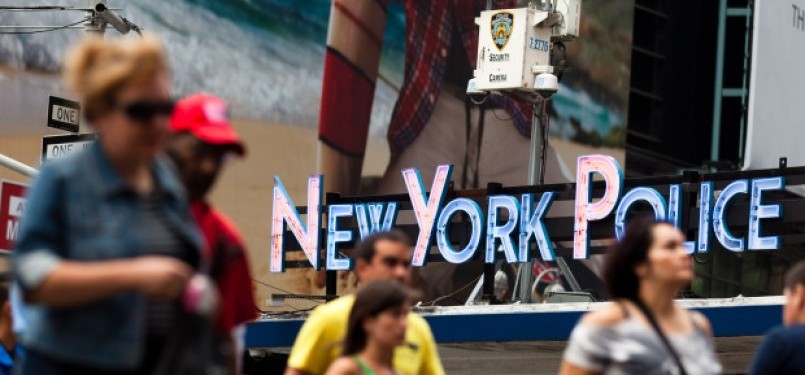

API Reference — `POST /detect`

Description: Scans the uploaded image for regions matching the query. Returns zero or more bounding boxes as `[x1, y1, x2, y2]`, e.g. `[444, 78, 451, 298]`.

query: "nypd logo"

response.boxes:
[491, 12, 514, 50]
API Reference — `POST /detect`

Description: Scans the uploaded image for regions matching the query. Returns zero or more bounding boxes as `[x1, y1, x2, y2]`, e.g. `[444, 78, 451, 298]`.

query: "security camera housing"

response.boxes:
[534, 73, 558, 99]
[466, 78, 489, 104]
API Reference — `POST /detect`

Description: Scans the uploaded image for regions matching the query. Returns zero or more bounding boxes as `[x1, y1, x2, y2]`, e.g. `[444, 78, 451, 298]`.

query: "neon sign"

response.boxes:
[269, 155, 786, 271]
[270, 175, 323, 272]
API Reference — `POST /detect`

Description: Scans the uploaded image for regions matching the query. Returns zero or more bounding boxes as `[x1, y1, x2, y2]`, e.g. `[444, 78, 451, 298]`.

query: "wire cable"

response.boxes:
[419, 275, 483, 306]
[255, 303, 315, 315]
[252, 277, 325, 306]
[0, 18, 87, 34]
[0, 6, 69, 10]
[490, 106, 515, 122]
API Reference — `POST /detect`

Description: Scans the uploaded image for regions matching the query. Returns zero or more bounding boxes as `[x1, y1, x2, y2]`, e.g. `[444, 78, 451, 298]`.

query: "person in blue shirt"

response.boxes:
[12, 34, 203, 374]
[749, 261, 805, 375]
[0, 283, 21, 375]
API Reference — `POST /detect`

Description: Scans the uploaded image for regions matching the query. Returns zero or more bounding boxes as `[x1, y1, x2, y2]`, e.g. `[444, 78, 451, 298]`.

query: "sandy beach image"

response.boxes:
[0, 0, 629, 311]
[0, 62, 394, 310]
[0, 60, 627, 311]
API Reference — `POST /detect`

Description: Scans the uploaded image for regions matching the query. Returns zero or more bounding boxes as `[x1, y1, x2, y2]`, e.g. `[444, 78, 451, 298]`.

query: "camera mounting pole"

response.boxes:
[467, 1, 581, 303]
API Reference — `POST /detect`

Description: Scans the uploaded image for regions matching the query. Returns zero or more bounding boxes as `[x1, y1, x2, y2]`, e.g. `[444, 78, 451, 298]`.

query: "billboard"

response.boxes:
[0, 0, 634, 307]
[745, 0, 805, 170]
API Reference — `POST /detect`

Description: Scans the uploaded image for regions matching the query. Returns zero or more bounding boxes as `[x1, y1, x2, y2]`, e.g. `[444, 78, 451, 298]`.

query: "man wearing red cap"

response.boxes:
[166, 93, 256, 367]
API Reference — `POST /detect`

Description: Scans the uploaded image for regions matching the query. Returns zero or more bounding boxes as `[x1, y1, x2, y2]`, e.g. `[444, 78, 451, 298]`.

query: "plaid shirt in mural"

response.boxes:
[387, 0, 532, 155]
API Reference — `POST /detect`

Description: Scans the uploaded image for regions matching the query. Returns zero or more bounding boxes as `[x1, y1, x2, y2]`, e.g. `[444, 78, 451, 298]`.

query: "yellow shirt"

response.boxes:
[286, 294, 445, 375]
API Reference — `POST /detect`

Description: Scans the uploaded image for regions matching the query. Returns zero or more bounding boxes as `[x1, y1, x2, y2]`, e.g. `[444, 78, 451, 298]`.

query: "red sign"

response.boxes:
[0, 181, 28, 253]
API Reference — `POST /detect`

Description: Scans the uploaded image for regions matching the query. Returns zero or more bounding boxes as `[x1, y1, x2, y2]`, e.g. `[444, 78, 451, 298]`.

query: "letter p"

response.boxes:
[573, 155, 623, 259]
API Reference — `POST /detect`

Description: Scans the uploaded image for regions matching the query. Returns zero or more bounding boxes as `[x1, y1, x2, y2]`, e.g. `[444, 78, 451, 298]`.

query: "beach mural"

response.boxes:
[0, 0, 633, 308]
[1, 0, 629, 146]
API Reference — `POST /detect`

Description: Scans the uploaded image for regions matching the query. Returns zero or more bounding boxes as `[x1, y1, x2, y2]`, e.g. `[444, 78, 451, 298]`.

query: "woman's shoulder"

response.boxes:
[579, 301, 630, 327]
[688, 308, 713, 337]
[325, 357, 361, 375]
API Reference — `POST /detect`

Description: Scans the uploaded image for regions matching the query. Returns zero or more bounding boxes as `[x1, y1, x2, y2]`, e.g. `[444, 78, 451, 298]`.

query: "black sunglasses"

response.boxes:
[117, 99, 175, 123]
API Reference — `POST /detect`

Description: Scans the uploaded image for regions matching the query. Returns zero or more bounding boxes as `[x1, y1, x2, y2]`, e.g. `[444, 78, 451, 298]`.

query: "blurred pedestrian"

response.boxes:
[166, 93, 256, 371]
[559, 219, 721, 375]
[13, 34, 204, 374]
[325, 280, 418, 375]
[0, 283, 21, 375]
[748, 261, 805, 374]
[285, 231, 444, 375]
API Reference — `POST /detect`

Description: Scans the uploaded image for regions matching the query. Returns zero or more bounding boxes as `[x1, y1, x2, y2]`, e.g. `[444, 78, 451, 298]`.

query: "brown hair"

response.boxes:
[63, 34, 168, 122]
[353, 230, 411, 264]
[604, 218, 667, 301]
[785, 261, 805, 289]
[342, 280, 417, 356]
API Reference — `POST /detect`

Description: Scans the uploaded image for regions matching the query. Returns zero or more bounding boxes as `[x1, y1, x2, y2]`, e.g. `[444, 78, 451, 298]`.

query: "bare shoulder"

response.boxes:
[689, 309, 713, 336]
[324, 357, 360, 375]
[579, 302, 629, 327]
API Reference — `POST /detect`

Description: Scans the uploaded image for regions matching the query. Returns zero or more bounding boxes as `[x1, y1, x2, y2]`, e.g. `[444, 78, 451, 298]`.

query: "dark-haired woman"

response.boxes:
[325, 280, 414, 375]
[559, 220, 721, 375]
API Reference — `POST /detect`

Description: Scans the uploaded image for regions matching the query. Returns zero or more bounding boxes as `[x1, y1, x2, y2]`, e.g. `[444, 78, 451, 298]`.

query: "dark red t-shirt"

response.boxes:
[192, 201, 257, 334]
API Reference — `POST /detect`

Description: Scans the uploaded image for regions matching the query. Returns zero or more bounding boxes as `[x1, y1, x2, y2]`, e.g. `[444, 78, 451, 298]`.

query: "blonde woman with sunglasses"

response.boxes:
[13, 35, 204, 374]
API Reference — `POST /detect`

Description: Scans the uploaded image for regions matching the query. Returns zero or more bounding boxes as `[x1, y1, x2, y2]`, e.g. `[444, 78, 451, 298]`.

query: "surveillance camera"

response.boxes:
[95, 3, 130, 35]
[466, 78, 488, 104]
[534, 73, 558, 99]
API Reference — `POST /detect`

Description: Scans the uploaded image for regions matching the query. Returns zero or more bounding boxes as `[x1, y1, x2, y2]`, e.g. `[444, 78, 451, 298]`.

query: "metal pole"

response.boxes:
[528, 99, 547, 185]
[538, 99, 549, 186]
[517, 98, 549, 303]
[0, 154, 38, 177]
[84, 0, 104, 35]
[710, 0, 727, 163]
[737, 1, 753, 159]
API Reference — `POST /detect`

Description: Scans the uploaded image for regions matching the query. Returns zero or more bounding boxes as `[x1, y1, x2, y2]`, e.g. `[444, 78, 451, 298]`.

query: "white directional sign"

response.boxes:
[41, 134, 96, 164]
[47, 96, 81, 133]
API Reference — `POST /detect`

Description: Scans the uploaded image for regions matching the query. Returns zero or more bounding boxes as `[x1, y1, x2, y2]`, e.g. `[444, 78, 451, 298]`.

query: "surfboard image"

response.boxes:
[318, 0, 388, 197]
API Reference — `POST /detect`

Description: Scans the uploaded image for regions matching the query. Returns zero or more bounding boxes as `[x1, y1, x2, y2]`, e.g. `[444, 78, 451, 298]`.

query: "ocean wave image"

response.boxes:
[0, 0, 628, 143]
[0, 0, 403, 136]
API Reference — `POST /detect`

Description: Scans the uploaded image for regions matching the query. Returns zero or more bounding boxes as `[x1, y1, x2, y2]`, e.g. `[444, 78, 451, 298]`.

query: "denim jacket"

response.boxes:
[12, 141, 203, 370]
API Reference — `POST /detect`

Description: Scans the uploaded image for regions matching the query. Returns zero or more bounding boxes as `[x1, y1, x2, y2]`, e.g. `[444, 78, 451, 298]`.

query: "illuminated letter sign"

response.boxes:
[574, 155, 623, 259]
[266, 155, 791, 272]
[355, 203, 398, 240]
[270, 175, 323, 272]
[749, 177, 784, 250]
[437, 198, 484, 264]
[519, 192, 555, 262]
[713, 180, 749, 252]
[668, 185, 696, 254]
[403, 165, 453, 266]
[614, 187, 668, 241]
[698, 182, 714, 253]
[486, 195, 520, 263]
[326, 204, 354, 271]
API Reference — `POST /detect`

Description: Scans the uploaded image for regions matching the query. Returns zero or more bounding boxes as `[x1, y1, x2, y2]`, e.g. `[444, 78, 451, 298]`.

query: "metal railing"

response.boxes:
[0, 154, 38, 178]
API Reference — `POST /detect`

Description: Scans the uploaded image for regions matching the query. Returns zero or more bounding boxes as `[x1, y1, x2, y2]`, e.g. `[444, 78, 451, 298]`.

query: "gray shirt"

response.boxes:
[136, 187, 197, 337]
[563, 315, 722, 375]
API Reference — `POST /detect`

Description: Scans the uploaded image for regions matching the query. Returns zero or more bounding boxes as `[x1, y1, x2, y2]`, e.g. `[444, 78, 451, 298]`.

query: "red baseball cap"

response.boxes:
[169, 93, 246, 156]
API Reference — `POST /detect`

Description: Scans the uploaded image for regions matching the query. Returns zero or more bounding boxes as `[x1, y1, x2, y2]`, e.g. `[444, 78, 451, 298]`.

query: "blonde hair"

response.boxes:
[63, 34, 168, 121]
